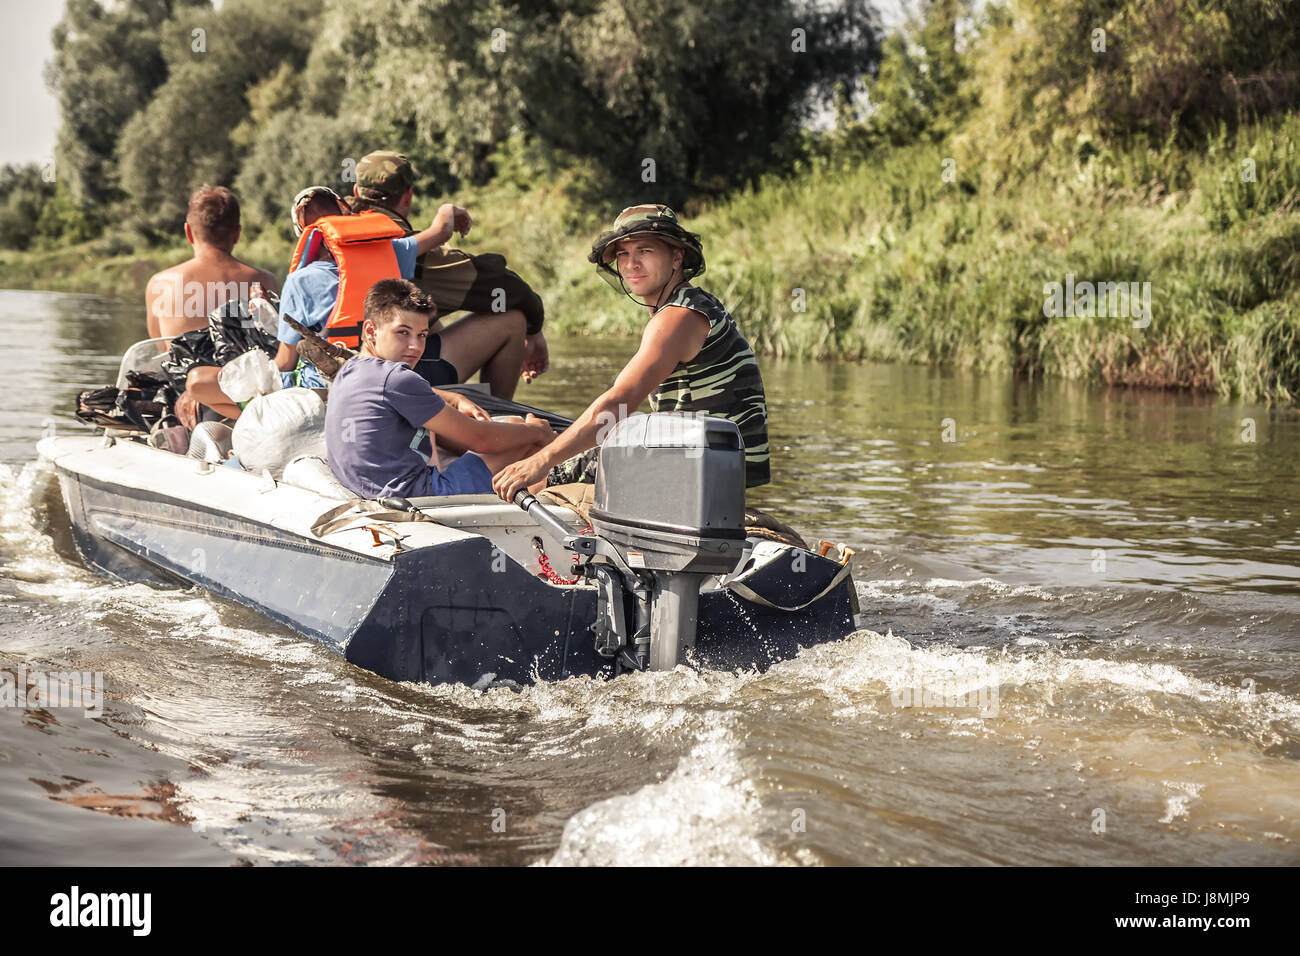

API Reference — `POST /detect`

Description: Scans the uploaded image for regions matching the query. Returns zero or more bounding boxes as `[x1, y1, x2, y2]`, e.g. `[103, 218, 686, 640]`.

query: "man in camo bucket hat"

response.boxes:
[589, 203, 706, 304]
[492, 202, 771, 500]
[343, 149, 548, 400]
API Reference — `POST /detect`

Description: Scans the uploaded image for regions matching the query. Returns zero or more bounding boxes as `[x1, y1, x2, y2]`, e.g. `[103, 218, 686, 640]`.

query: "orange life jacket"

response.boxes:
[287, 211, 407, 348]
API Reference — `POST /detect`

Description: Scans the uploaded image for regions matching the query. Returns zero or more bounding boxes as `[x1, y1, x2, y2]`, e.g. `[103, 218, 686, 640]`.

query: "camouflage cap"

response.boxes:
[355, 151, 420, 198]
[610, 204, 679, 239]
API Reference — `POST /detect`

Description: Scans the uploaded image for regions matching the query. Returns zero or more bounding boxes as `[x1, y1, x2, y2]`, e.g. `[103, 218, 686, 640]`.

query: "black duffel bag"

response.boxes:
[208, 297, 278, 367]
[75, 370, 179, 433]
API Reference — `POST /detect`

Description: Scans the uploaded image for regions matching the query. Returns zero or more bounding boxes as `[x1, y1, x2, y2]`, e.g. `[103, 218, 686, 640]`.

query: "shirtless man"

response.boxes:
[144, 185, 279, 425]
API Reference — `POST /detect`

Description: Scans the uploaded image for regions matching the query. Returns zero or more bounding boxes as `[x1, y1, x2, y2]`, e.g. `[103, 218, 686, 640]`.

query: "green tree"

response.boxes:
[506, 0, 882, 202]
[35, 185, 103, 247]
[45, 0, 208, 207]
[301, 0, 520, 191]
[309, 0, 880, 203]
[866, 0, 979, 146]
[0, 164, 55, 250]
[115, 0, 322, 234]
[956, 0, 1300, 178]
[234, 112, 376, 233]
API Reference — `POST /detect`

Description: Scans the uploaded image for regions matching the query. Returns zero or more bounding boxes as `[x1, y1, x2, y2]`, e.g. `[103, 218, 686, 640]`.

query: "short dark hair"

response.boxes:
[364, 278, 436, 327]
[187, 184, 240, 249]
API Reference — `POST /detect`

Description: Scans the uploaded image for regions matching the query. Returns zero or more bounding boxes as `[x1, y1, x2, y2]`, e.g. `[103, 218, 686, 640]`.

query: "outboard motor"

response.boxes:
[516, 413, 747, 671]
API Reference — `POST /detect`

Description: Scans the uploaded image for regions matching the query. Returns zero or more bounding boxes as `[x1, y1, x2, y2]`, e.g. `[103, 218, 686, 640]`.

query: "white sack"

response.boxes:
[231, 388, 327, 479]
[218, 349, 282, 404]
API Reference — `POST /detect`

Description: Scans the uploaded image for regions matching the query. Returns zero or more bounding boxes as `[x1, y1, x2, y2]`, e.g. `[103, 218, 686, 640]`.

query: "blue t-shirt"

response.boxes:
[278, 235, 421, 388]
[325, 355, 448, 499]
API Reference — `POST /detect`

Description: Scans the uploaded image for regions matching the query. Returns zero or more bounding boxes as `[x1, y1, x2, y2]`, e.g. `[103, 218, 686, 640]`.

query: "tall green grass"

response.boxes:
[452, 113, 1300, 402]
[3, 114, 1296, 402]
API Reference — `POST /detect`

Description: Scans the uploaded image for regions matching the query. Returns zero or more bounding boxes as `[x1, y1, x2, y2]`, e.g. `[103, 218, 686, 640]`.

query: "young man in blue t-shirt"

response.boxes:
[325, 279, 555, 499]
[274, 188, 473, 388]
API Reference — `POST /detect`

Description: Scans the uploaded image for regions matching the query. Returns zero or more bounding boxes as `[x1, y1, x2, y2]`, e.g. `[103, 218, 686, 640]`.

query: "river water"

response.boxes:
[1, 289, 1297, 865]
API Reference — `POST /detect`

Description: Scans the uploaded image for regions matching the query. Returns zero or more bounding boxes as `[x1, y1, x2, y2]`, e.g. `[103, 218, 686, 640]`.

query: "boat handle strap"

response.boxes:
[725, 559, 854, 613]
[310, 499, 440, 538]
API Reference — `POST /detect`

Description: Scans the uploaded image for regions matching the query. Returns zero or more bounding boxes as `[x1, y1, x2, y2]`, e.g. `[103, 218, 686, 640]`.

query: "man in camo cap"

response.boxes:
[345, 150, 547, 400]
[354, 151, 420, 203]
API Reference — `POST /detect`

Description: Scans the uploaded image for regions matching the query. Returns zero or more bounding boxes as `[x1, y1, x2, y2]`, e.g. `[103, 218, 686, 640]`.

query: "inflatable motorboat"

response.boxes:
[37, 341, 858, 688]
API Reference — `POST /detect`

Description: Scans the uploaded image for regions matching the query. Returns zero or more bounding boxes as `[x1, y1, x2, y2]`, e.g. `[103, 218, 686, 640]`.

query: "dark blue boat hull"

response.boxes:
[56, 467, 856, 687]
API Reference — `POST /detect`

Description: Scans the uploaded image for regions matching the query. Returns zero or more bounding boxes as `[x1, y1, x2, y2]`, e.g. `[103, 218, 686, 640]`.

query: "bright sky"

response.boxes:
[0, 0, 64, 167]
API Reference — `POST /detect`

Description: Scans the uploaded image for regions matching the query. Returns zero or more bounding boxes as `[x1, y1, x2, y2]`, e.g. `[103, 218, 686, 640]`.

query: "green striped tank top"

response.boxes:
[651, 285, 771, 487]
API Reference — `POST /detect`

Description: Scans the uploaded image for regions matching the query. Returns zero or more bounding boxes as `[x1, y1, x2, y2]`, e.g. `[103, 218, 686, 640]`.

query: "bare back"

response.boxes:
[146, 250, 279, 342]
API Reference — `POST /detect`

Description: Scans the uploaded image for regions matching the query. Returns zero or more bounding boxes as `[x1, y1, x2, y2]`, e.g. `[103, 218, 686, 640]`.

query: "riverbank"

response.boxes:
[3, 114, 1296, 402]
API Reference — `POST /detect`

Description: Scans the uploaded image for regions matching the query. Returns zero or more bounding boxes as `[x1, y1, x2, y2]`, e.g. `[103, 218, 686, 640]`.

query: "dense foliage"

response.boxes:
[4, 0, 1298, 400]
[31, 0, 881, 240]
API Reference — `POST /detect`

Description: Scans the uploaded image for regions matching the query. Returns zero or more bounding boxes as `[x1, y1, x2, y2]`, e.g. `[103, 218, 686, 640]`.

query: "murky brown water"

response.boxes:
[2, 290, 1297, 865]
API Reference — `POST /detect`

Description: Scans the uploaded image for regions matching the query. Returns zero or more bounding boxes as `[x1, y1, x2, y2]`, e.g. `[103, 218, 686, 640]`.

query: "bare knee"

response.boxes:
[476, 449, 515, 475]
[496, 308, 526, 330]
[473, 309, 523, 335]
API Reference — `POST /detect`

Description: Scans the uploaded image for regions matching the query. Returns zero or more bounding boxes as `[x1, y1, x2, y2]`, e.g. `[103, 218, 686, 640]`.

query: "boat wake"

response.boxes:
[3, 461, 1299, 864]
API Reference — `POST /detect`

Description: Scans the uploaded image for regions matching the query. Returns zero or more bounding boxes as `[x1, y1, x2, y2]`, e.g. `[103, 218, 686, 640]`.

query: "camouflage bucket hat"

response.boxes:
[355, 151, 420, 200]
[589, 204, 705, 288]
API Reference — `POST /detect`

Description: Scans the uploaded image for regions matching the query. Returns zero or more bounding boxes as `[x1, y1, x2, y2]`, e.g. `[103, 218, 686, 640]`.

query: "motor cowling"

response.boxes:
[589, 413, 746, 576]
[587, 413, 748, 671]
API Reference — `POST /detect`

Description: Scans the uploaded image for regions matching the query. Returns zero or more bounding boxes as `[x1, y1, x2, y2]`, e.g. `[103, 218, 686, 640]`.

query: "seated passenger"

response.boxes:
[145, 184, 279, 342]
[325, 279, 555, 499]
[492, 204, 770, 500]
[346, 150, 547, 399]
[144, 184, 280, 426]
[274, 187, 472, 390]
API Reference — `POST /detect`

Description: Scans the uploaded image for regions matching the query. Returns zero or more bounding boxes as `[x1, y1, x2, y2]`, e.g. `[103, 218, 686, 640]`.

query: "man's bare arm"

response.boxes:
[422, 405, 553, 454]
[491, 307, 708, 500]
[413, 204, 472, 255]
[144, 272, 169, 349]
[274, 341, 299, 372]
